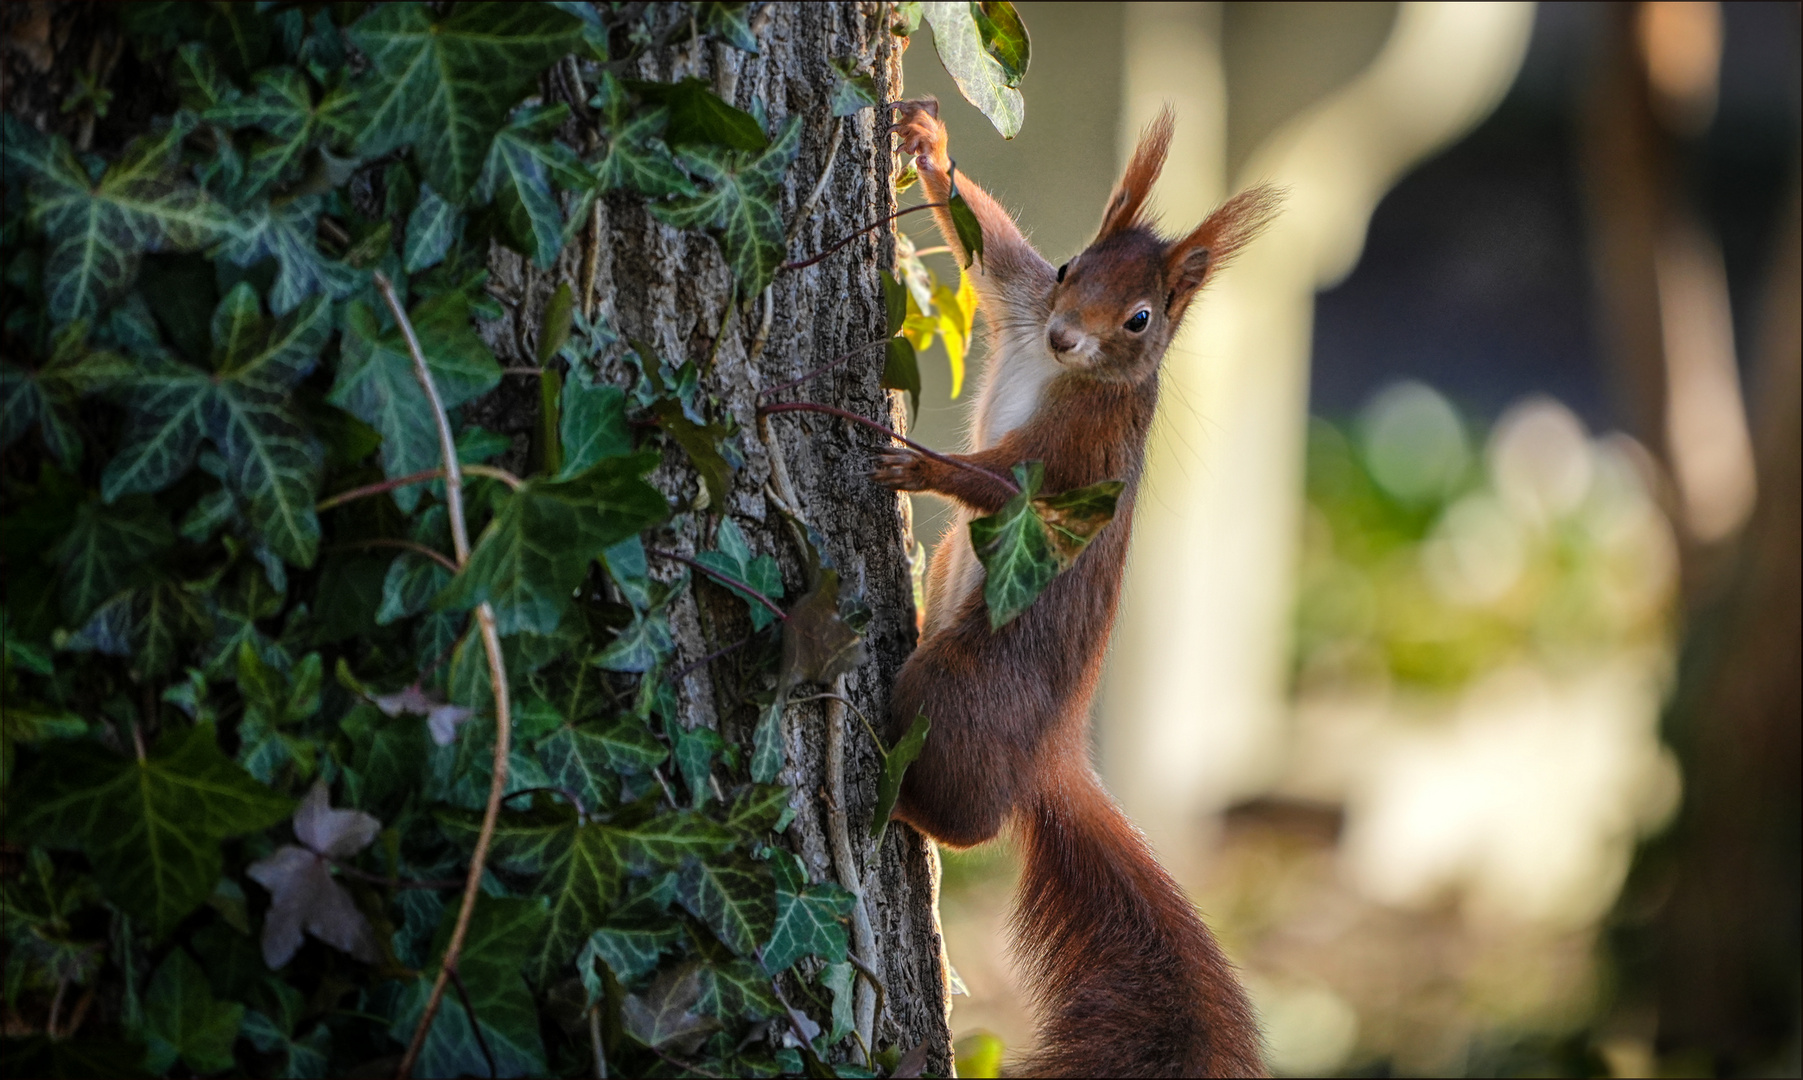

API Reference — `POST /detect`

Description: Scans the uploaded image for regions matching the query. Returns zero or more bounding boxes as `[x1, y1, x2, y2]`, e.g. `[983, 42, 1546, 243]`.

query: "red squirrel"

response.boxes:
[875, 99, 1280, 1078]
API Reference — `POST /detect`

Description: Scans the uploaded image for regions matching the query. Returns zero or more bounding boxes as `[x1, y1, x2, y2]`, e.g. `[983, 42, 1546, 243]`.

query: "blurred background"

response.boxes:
[895, 3, 1800, 1076]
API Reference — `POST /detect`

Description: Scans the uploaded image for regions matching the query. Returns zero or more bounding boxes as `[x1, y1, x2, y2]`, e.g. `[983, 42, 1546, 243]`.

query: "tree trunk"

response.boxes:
[473, 4, 954, 1069]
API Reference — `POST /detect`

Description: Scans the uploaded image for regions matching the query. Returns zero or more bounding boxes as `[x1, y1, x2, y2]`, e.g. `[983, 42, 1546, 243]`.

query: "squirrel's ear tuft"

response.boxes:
[1162, 183, 1284, 320]
[1095, 108, 1175, 240]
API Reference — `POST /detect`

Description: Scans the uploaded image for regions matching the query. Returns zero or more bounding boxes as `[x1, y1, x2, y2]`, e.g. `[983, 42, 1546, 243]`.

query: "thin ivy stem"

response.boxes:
[790, 692, 882, 750]
[380, 272, 515, 1080]
[755, 338, 889, 401]
[588, 1005, 607, 1079]
[669, 634, 754, 684]
[330, 539, 459, 573]
[645, 548, 788, 622]
[757, 401, 1019, 494]
[780, 202, 944, 271]
[820, 675, 879, 1050]
[317, 464, 523, 512]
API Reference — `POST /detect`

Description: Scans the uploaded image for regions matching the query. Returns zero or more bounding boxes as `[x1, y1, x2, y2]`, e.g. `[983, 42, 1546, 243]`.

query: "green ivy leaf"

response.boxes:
[581, 873, 682, 985]
[216, 196, 364, 315]
[51, 495, 172, 625]
[330, 293, 503, 512]
[205, 66, 359, 196]
[390, 895, 549, 1079]
[722, 784, 795, 835]
[947, 167, 986, 268]
[968, 461, 1053, 628]
[629, 78, 768, 153]
[695, 518, 784, 630]
[695, 953, 785, 1024]
[749, 700, 784, 784]
[870, 714, 930, 845]
[622, 961, 718, 1051]
[558, 368, 632, 479]
[10, 724, 293, 938]
[478, 106, 596, 268]
[882, 338, 920, 415]
[699, 2, 760, 52]
[376, 552, 453, 626]
[762, 851, 854, 974]
[1035, 477, 1126, 564]
[436, 454, 668, 635]
[403, 182, 464, 273]
[141, 948, 244, 1076]
[589, 75, 695, 199]
[3, 116, 235, 323]
[240, 980, 332, 1080]
[829, 59, 879, 117]
[348, 2, 583, 201]
[970, 1, 1031, 88]
[921, 2, 1025, 138]
[653, 116, 802, 297]
[676, 853, 775, 957]
[538, 717, 668, 811]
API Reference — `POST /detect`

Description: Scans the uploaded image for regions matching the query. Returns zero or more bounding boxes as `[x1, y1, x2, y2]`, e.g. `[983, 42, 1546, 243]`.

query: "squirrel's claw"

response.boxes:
[871, 446, 929, 492]
[890, 99, 948, 170]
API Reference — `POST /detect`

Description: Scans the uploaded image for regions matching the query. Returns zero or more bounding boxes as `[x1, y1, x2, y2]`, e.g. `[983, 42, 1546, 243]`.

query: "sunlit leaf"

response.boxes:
[968, 462, 1053, 628]
[921, 2, 1025, 138]
[947, 169, 986, 268]
[970, 2, 1031, 88]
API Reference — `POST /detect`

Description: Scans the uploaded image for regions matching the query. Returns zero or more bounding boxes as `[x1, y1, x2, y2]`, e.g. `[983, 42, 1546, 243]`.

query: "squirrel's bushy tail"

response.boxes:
[1013, 763, 1264, 1078]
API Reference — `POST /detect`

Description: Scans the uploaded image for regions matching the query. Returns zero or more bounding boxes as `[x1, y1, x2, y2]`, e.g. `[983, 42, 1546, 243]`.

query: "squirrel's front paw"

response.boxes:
[891, 99, 948, 172]
[871, 446, 931, 492]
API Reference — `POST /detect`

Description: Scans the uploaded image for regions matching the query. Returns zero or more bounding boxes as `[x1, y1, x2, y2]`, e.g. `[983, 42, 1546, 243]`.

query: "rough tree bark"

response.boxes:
[470, 4, 956, 1070]
[0, 0, 953, 1070]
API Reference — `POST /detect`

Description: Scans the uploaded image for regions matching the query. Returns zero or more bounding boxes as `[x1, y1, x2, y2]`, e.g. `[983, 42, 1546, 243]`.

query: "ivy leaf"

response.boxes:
[581, 873, 682, 985]
[0, 327, 127, 466]
[3, 116, 235, 323]
[870, 714, 930, 845]
[403, 182, 464, 273]
[921, 2, 1025, 138]
[621, 961, 718, 1052]
[695, 518, 784, 630]
[749, 699, 784, 784]
[653, 116, 802, 297]
[141, 948, 244, 1076]
[348, 2, 583, 201]
[883, 338, 920, 415]
[173, 41, 237, 113]
[217, 196, 364, 315]
[593, 607, 674, 674]
[589, 75, 695, 199]
[947, 166, 986, 268]
[969, 463, 1122, 628]
[377, 553, 453, 626]
[695, 952, 785, 1024]
[779, 569, 866, 691]
[557, 366, 631, 478]
[537, 717, 668, 811]
[240, 980, 332, 1080]
[478, 106, 596, 268]
[970, 1, 1031, 88]
[436, 454, 668, 635]
[10, 724, 293, 939]
[330, 293, 503, 512]
[390, 896, 549, 1079]
[667, 719, 727, 809]
[829, 58, 880, 117]
[676, 853, 775, 957]
[763, 850, 854, 974]
[968, 461, 1053, 628]
[246, 782, 381, 968]
[205, 66, 359, 196]
[100, 359, 211, 500]
[699, 2, 760, 52]
[51, 495, 171, 624]
[630, 78, 767, 153]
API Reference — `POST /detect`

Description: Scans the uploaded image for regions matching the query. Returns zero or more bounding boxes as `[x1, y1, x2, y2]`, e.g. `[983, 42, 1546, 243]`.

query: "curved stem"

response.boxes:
[758, 401, 1019, 494]
[330, 538, 459, 573]
[447, 966, 497, 1080]
[781, 202, 944, 271]
[669, 634, 754, 684]
[645, 548, 788, 622]
[317, 464, 523, 512]
[380, 273, 515, 1080]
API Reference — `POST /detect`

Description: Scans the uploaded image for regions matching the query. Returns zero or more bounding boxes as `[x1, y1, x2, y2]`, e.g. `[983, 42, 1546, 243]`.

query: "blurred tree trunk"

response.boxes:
[1586, 4, 1803, 1069]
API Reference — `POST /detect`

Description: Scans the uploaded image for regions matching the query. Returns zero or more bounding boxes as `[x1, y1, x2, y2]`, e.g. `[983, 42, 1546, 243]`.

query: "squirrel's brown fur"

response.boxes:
[876, 101, 1279, 1077]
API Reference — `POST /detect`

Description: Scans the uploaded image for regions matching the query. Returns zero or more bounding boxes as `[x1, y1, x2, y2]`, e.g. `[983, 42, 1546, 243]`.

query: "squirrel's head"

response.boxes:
[1045, 110, 1282, 383]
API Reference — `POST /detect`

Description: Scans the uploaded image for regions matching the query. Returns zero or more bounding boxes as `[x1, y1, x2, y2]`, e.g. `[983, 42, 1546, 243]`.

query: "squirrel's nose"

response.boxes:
[1047, 327, 1079, 355]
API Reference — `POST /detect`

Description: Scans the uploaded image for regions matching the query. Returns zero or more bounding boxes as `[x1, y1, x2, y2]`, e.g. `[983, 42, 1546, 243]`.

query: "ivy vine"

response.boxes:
[0, 2, 1088, 1078]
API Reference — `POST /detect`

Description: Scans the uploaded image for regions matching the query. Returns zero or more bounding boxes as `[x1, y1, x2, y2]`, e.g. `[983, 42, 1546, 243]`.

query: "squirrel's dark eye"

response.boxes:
[1124, 310, 1150, 333]
[1056, 263, 1068, 283]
